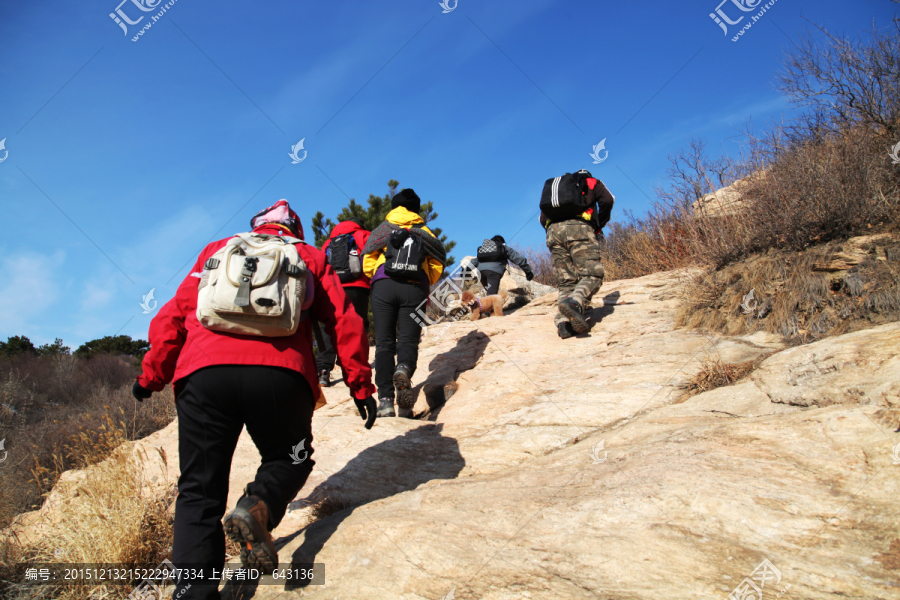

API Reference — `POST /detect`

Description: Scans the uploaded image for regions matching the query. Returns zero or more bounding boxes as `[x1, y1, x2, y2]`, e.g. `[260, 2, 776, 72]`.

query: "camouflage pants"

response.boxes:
[546, 220, 605, 325]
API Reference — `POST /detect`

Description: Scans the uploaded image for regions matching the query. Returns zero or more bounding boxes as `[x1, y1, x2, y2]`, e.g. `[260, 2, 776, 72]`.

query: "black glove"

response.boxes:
[354, 395, 377, 429]
[526, 271, 534, 281]
[132, 380, 153, 402]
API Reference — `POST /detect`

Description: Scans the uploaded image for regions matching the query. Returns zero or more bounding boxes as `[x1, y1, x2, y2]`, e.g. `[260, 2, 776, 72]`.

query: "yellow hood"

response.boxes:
[385, 206, 425, 227]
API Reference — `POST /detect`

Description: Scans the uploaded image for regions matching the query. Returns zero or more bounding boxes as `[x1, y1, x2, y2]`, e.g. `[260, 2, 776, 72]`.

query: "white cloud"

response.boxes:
[80, 280, 114, 311]
[117, 204, 218, 284]
[0, 250, 65, 334]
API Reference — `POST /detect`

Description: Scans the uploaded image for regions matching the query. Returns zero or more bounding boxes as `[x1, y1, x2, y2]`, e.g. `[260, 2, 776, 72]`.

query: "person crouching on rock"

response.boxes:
[361, 188, 445, 419]
[538, 169, 615, 339]
[468, 234, 535, 295]
[132, 199, 377, 600]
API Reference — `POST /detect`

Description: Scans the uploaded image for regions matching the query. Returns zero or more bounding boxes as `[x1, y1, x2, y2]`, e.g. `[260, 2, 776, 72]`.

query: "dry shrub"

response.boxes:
[0, 353, 138, 409]
[308, 494, 355, 523]
[225, 536, 243, 562]
[513, 233, 691, 286]
[510, 245, 558, 287]
[601, 210, 696, 281]
[0, 529, 29, 597]
[678, 236, 900, 341]
[29, 411, 131, 496]
[600, 122, 899, 281]
[684, 358, 756, 398]
[0, 380, 176, 532]
[1, 422, 175, 600]
[701, 126, 899, 266]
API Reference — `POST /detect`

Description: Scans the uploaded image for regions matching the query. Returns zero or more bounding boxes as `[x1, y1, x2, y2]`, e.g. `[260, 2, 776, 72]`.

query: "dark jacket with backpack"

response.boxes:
[361, 206, 445, 288]
[469, 242, 533, 277]
[322, 220, 371, 290]
[539, 170, 615, 234]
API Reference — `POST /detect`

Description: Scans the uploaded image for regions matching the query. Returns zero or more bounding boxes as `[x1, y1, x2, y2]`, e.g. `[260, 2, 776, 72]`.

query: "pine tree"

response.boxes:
[0, 336, 37, 357]
[74, 335, 149, 359]
[38, 338, 71, 356]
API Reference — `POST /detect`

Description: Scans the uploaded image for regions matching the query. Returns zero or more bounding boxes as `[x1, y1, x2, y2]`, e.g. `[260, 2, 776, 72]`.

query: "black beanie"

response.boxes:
[391, 188, 421, 214]
[492, 235, 506, 244]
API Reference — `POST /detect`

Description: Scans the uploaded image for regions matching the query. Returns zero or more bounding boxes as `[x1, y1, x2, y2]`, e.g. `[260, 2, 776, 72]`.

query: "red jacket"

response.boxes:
[321, 220, 371, 290]
[138, 224, 375, 403]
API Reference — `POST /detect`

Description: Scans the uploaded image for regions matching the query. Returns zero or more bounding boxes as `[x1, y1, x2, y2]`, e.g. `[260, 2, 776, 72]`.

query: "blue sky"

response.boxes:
[0, 0, 894, 348]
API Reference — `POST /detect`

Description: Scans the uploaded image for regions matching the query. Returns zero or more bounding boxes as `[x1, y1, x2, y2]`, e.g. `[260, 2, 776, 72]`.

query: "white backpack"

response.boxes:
[197, 233, 311, 337]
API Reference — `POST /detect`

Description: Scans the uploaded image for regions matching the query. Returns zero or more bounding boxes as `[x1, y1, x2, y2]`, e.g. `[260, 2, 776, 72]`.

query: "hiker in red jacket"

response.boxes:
[317, 218, 371, 387]
[132, 200, 376, 600]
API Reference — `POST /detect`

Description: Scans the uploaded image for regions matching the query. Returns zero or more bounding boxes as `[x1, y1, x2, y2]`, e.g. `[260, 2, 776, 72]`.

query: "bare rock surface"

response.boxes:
[751, 322, 900, 408]
[28, 269, 900, 599]
[692, 172, 767, 217]
[268, 271, 899, 600]
[498, 267, 556, 306]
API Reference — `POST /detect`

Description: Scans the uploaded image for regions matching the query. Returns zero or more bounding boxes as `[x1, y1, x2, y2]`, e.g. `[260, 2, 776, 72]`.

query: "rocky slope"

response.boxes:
[38, 269, 900, 599]
[692, 172, 766, 216]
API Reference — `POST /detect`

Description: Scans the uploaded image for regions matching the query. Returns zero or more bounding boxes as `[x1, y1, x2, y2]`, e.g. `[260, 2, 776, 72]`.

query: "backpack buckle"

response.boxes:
[234, 257, 259, 307]
[204, 258, 220, 270]
[242, 257, 259, 273]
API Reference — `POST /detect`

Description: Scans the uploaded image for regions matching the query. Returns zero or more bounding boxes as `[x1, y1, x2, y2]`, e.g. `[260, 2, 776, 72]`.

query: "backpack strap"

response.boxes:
[310, 318, 327, 355]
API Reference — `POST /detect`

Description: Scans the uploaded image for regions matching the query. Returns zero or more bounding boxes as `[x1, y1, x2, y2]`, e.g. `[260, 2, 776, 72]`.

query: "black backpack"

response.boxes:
[477, 239, 507, 263]
[326, 233, 363, 283]
[383, 225, 426, 281]
[539, 170, 594, 222]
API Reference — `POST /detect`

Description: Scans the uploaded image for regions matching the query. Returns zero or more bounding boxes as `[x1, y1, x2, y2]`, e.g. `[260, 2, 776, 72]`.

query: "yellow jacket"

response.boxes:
[363, 207, 444, 286]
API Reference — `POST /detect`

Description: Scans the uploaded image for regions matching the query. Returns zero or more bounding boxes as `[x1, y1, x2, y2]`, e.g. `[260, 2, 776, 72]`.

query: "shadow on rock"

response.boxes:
[585, 290, 620, 332]
[283, 423, 464, 589]
[417, 329, 490, 419]
[502, 294, 532, 315]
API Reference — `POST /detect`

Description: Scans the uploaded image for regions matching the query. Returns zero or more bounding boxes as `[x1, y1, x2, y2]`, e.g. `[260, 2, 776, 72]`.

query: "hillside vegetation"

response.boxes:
[595, 20, 900, 341]
[0, 336, 174, 532]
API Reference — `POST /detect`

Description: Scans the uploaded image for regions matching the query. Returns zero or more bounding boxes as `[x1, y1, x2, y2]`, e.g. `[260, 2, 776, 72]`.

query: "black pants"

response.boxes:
[315, 287, 370, 373]
[371, 278, 428, 399]
[480, 270, 503, 296]
[172, 365, 315, 600]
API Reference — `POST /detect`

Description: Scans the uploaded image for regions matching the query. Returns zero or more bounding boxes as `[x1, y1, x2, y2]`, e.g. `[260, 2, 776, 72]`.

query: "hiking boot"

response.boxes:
[559, 298, 590, 334]
[317, 369, 330, 387]
[393, 365, 415, 415]
[223, 495, 278, 571]
[557, 321, 576, 339]
[376, 397, 396, 417]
